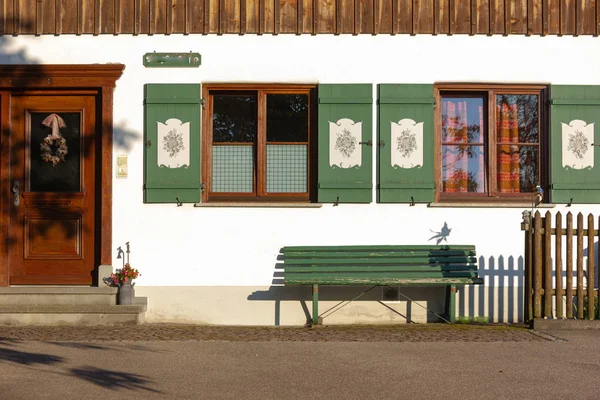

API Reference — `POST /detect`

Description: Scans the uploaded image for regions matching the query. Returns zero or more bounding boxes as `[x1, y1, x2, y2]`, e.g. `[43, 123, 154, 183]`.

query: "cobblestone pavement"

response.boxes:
[0, 323, 547, 342]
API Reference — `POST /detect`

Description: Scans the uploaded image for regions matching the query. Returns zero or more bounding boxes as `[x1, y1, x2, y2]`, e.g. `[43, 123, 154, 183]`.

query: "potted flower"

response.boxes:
[110, 263, 141, 305]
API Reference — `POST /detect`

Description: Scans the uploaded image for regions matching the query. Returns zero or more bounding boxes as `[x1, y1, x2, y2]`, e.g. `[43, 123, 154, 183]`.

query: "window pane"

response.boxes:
[266, 145, 307, 193]
[212, 94, 257, 143]
[212, 145, 254, 192]
[441, 97, 484, 144]
[30, 112, 81, 192]
[496, 94, 538, 144]
[497, 145, 538, 193]
[442, 145, 485, 193]
[267, 94, 309, 142]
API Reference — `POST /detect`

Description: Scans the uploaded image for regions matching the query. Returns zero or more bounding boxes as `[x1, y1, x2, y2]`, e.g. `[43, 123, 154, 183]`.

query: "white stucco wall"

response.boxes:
[2, 34, 599, 324]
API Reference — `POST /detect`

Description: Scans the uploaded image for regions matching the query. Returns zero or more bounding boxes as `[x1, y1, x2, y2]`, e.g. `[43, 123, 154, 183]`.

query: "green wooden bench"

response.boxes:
[282, 245, 482, 325]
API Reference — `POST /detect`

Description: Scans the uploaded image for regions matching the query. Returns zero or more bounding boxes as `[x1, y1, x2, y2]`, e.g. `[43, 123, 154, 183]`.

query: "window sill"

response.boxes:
[428, 202, 556, 208]
[193, 202, 323, 208]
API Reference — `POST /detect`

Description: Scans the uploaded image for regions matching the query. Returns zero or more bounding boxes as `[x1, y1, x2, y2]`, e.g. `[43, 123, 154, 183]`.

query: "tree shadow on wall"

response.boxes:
[0, 34, 135, 284]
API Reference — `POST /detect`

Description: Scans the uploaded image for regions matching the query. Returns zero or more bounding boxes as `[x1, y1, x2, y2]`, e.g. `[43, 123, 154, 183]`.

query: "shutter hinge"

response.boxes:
[201, 182, 205, 191]
[201, 98, 206, 108]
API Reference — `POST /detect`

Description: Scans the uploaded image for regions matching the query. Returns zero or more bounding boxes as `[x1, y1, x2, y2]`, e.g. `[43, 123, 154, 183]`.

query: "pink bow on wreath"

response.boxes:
[42, 113, 66, 139]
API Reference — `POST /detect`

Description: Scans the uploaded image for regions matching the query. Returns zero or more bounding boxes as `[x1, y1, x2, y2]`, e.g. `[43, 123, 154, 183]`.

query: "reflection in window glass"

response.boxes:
[441, 97, 485, 193]
[267, 94, 309, 142]
[442, 145, 485, 193]
[213, 94, 257, 143]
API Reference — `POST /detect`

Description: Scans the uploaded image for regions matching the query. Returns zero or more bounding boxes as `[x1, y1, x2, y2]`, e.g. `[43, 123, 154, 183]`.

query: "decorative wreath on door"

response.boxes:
[40, 113, 68, 166]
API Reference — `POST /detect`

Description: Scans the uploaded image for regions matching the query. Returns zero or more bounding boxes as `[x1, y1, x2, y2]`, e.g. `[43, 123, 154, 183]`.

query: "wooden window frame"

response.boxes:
[434, 83, 549, 203]
[202, 84, 317, 203]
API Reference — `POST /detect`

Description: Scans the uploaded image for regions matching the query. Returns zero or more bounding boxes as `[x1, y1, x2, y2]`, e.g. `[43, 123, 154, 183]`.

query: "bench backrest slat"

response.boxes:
[283, 245, 475, 252]
[282, 245, 480, 286]
[284, 256, 477, 265]
[284, 264, 477, 273]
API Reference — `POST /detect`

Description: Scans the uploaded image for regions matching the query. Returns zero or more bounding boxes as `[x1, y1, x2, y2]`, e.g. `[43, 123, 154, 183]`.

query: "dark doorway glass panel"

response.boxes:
[29, 112, 81, 192]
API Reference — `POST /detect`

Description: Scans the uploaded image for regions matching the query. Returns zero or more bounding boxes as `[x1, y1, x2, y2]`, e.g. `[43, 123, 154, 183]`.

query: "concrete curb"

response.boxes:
[532, 318, 600, 331]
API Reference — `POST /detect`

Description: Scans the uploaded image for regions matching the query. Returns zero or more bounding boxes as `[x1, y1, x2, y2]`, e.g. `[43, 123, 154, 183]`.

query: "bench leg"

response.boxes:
[312, 284, 319, 325]
[444, 285, 456, 323]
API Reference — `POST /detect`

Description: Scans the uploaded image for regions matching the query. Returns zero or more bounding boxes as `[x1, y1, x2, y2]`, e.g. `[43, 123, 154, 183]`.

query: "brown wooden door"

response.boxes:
[9, 95, 96, 285]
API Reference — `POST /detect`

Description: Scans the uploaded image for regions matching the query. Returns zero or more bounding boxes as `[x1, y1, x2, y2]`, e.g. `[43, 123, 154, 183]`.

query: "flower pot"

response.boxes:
[118, 281, 135, 305]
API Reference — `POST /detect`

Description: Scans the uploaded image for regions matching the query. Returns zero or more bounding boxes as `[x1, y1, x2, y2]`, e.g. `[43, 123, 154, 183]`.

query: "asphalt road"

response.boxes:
[0, 330, 598, 400]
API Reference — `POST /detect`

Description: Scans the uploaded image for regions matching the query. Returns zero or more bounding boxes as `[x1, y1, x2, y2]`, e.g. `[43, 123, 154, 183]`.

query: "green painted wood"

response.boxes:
[143, 52, 201, 68]
[318, 84, 373, 203]
[550, 85, 600, 204]
[377, 84, 435, 203]
[286, 270, 478, 279]
[284, 250, 477, 259]
[284, 256, 477, 265]
[282, 245, 475, 252]
[284, 265, 477, 273]
[446, 285, 456, 323]
[144, 84, 202, 203]
[312, 284, 319, 325]
[285, 276, 483, 285]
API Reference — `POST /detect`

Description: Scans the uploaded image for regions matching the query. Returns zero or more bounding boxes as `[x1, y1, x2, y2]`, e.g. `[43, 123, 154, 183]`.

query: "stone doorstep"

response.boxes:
[0, 304, 147, 314]
[0, 287, 117, 294]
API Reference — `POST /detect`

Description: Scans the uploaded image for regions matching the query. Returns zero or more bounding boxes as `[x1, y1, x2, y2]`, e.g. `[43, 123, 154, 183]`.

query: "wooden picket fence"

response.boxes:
[522, 211, 599, 322]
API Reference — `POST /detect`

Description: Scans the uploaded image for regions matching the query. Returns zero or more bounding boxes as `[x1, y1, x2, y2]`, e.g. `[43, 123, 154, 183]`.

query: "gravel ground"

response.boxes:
[0, 323, 547, 342]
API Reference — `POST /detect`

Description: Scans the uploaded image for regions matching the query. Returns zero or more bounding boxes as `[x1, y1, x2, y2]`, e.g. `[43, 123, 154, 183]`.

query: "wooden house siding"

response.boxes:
[0, 0, 599, 36]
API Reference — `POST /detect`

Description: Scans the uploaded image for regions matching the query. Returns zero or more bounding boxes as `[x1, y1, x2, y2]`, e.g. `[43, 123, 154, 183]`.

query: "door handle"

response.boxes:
[12, 180, 19, 206]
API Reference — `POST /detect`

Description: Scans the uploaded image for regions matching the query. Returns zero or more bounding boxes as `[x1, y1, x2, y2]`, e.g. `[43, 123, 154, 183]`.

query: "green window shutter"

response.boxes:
[550, 85, 600, 204]
[318, 84, 373, 203]
[144, 83, 202, 203]
[377, 84, 435, 203]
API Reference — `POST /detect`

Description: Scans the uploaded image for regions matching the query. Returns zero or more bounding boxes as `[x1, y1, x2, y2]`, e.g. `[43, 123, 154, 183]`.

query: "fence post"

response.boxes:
[577, 213, 584, 319]
[566, 212, 574, 319]
[555, 212, 563, 319]
[543, 211, 552, 318]
[534, 211, 543, 319]
[522, 211, 532, 323]
[587, 214, 595, 320]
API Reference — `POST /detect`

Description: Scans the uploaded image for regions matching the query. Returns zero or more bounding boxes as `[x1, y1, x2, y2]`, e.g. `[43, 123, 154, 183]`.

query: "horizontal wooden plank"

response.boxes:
[283, 256, 478, 265]
[284, 276, 484, 285]
[283, 250, 476, 258]
[282, 245, 476, 252]
[284, 264, 478, 272]
[283, 270, 477, 280]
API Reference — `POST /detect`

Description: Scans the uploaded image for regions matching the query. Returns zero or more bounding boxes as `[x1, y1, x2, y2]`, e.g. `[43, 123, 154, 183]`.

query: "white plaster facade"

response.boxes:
[2, 34, 599, 324]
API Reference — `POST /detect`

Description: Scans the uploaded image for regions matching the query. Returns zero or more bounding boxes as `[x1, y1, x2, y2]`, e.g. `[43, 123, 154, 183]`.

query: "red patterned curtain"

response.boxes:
[497, 101, 520, 193]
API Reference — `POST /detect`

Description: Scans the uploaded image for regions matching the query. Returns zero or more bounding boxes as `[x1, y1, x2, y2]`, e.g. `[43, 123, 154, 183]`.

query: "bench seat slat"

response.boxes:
[284, 265, 478, 273]
[283, 250, 476, 258]
[285, 276, 484, 285]
[283, 256, 477, 265]
[285, 271, 479, 280]
[282, 245, 475, 252]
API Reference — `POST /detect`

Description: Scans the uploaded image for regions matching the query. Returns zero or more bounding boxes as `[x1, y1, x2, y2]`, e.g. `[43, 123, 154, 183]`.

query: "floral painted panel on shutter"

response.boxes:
[144, 84, 202, 203]
[377, 84, 435, 203]
[550, 85, 600, 204]
[317, 84, 373, 203]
